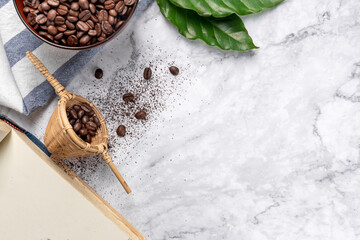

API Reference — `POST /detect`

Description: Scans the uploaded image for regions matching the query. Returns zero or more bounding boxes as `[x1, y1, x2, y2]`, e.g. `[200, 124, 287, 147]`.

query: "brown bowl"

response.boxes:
[13, 0, 138, 50]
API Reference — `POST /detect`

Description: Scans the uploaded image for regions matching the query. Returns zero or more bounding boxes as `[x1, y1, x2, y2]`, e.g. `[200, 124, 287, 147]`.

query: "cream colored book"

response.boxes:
[0, 121, 144, 240]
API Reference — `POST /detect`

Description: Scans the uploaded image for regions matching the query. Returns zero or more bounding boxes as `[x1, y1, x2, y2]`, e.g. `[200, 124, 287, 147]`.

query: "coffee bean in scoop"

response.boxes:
[66, 103, 101, 143]
[95, 68, 103, 79]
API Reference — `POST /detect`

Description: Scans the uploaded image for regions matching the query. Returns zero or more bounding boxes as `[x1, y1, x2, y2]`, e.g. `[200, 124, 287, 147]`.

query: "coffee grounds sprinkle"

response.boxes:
[62, 48, 192, 183]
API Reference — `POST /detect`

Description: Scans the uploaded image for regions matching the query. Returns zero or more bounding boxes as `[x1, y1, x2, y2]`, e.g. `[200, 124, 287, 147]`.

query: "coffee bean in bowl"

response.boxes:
[14, 0, 139, 49]
[67, 103, 101, 143]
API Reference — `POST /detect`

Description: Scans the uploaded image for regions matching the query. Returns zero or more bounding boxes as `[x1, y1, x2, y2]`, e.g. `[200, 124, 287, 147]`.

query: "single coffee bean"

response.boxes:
[97, 9, 108, 22]
[65, 20, 75, 29]
[73, 105, 81, 111]
[69, 119, 76, 126]
[67, 15, 78, 23]
[47, 0, 59, 7]
[101, 21, 113, 35]
[45, 34, 54, 41]
[68, 9, 79, 17]
[79, 128, 88, 136]
[67, 35, 78, 46]
[115, 1, 124, 12]
[95, 23, 101, 36]
[88, 130, 96, 136]
[86, 110, 95, 117]
[86, 121, 97, 129]
[57, 5, 68, 15]
[54, 32, 64, 40]
[123, 93, 134, 102]
[135, 110, 146, 119]
[57, 25, 67, 32]
[124, 0, 135, 5]
[143, 67, 152, 80]
[104, 0, 114, 10]
[38, 31, 47, 36]
[119, 5, 127, 16]
[70, 2, 79, 10]
[27, 13, 37, 26]
[23, 6, 31, 14]
[89, 3, 96, 14]
[77, 109, 85, 118]
[169, 66, 179, 75]
[64, 29, 76, 35]
[82, 115, 89, 124]
[86, 19, 95, 28]
[40, 1, 50, 11]
[116, 125, 126, 137]
[90, 15, 99, 23]
[70, 109, 78, 119]
[54, 16, 65, 25]
[115, 20, 125, 30]
[93, 116, 101, 127]
[77, 31, 85, 38]
[76, 21, 90, 32]
[73, 122, 82, 132]
[39, 25, 48, 31]
[109, 9, 117, 17]
[108, 16, 115, 25]
[126, 6, 132, 16]
[79, 10, 91, 21]
[86, 134, 92, 143]
[47, 9, 57, 21]
[96, 4, 104, 9]
[94, 68, 103, 79]
[88, 29, 97, 36]
[35, 14, 47, 24]
[80, 34, 91, 45]
[81, 103, 92, 112]
[79, 0, 89, 10]
[47, 25, 58, 35]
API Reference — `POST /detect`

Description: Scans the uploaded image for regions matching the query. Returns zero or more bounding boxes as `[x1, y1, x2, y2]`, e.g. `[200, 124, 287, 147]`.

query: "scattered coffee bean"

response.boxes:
[67, 103, 101, 143]
[95, 68, 103, 79]
[122, 93, 134, 102]
[169, 66, 179, 76]
[143, 67, 152, 80]
[135, 110, 146, 119]
[116, 125, 126, 137]
[22, 0, 136, 47]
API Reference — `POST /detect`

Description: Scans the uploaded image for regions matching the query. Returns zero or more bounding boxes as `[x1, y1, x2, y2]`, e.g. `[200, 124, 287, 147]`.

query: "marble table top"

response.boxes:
[3, 0, 360, 239]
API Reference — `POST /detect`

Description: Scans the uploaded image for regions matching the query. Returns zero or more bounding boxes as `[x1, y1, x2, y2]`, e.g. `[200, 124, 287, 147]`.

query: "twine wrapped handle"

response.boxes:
[26, 51, 69, 98]
[102, 150, 131, 194]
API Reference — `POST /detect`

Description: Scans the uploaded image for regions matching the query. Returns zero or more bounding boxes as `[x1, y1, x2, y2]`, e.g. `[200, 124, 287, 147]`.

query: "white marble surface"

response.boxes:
[3, 0, 360, 239]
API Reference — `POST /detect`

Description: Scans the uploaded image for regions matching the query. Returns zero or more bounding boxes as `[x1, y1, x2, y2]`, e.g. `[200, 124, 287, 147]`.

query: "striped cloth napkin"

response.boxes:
[0, 0, 151, 115]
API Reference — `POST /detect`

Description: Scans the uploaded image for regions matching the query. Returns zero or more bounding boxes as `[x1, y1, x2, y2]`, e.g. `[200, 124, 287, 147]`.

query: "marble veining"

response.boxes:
[3, 0, 360, 239]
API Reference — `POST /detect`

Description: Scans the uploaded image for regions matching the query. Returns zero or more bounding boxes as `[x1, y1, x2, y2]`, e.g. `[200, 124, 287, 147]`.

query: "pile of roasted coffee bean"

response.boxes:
[22, 0, 136, 47]
[67, 103, 101, 143]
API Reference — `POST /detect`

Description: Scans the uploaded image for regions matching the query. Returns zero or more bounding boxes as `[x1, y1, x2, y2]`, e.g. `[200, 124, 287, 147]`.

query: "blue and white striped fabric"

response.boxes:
[0, 0, 152, 115]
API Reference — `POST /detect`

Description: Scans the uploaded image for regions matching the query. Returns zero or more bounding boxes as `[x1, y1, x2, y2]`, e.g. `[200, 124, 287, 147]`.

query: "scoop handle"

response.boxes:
[102, 151, 132, 194]
[26, 51, 69, 98]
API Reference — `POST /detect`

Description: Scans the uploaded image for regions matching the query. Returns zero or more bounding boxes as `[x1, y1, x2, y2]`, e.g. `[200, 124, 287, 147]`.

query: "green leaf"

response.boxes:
[169, 0, 284, 17]
[156, 0, 258, 51]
